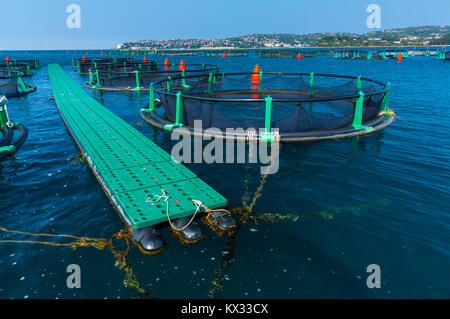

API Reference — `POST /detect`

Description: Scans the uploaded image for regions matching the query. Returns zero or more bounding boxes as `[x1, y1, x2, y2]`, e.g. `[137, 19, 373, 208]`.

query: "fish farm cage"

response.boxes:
[333, 50, 410, 60]
[0, 96, 28, 161]
[255, 50, 319, 58]
[0, 70, 36, 98]
[437, 51, 450, 60]
[9, 59, 41, 69]
[141, 71, 396, 143]
[0, 62, 36, 77]
[72, 57, 139, 74]
[203, 50, 249, 57]
[86, 63, 220, 91]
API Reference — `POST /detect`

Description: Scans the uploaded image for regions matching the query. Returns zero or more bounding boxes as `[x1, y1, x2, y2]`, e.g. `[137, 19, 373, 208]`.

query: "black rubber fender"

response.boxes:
[0, 123, 28, 161]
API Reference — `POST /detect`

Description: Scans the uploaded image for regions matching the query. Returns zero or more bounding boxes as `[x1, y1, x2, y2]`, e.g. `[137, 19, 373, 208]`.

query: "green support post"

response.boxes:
[352, 91, 372, 130]
[17, 76, 29, 92]
[27, 65, 31, 75]
[356, 76, 362, 90]
[134, 71, 141, 91]
[261, 96, 275, 142]
[310, 72, 314, 88]
[77, 62, 81, 73]
[0, 99, 10, 128]
[148, 83, 155, 112]
[380, 82, 391, 113]
[167, 76, 172, 92]
[95, 69, 101, 87]
[89, 70, 94, 85]
[182, 69, 187, 88]
[175, 91, 183, 125]
[164, 91, 183, 131]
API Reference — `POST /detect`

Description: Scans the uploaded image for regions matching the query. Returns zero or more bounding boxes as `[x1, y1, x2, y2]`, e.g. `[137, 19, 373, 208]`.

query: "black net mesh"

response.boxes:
[256, 50, 318, 58]
[10, 59, 40, 69]
[0, 63, 31, 76]
[92, 64, 218, 89]
[73, 58, 138, 73]
[155, 73, 387, 133]
[0, 71, 19, 95]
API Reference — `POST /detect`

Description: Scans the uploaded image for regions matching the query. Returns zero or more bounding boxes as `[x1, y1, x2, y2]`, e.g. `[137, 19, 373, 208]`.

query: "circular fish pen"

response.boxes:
[0, 70, 36, 98]
[333, 50, 409, 60]
[0, 96, 28, 161]
[85, 63, 220, 92]
[256, 50, 319, 58]
[0, 62, 36, 77]
[141, 71, 396, 142]
[72, 57, 138, 74]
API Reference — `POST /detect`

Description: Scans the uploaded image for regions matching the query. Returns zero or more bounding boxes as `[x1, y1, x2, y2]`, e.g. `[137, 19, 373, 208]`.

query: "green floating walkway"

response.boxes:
[48, 64, 227, 229]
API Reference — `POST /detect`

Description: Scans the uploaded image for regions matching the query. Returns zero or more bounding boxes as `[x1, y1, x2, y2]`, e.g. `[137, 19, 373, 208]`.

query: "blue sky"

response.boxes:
[0, 0, 448, 49]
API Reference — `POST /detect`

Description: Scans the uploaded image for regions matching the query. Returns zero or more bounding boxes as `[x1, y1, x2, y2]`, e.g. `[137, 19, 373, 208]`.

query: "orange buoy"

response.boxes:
[223, 52, 226, 58]
[297, 52, 302, 60]
[251, 64, 261, 84]
[82, 56, 87, 62]
[179, 60, 186, 71]
[143, 56, 148, 63]
[86, 52, 89, 55]
[101, 52, 104, 56]
[164, 58, 170, 70]
[132, 52, 134, 56]
[173, 53, 176, 57]
[251, 64, 261, 98]
[397, 52, 403, 62]
[5, 56, 10, 63]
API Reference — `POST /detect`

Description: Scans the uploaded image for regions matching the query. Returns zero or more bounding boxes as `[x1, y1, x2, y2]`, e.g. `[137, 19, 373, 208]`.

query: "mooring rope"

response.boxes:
[0, 226, 151, 298]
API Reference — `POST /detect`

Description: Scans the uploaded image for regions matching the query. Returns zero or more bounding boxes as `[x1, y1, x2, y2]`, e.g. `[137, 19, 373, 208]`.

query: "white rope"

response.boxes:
[146, 189, 206, 232]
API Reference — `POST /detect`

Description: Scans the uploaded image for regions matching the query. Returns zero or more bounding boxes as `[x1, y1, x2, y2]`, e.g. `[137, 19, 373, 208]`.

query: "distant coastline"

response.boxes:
[117, 25, 450, 50]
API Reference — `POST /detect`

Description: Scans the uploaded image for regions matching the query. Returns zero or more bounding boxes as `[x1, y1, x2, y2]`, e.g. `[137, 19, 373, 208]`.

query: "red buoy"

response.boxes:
[397, 52, 403, 62]
[82, 56, 86, 62]
[143, 56, 148, 63]
[297, 52, 302, 60]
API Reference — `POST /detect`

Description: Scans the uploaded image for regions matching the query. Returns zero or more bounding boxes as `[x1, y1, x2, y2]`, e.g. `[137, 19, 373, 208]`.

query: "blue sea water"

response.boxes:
[0, 50, 449, 299]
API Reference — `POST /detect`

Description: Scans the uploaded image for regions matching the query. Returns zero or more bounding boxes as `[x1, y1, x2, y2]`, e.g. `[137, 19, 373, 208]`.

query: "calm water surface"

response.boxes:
[0, 51, 449, 298]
